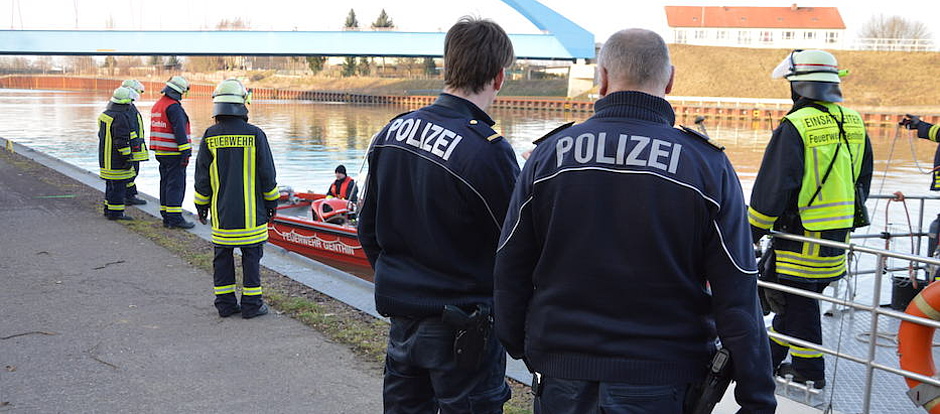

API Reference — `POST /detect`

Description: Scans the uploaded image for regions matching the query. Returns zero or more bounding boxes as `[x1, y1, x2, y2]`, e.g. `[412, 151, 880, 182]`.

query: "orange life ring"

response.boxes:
[898, 281, 940, 413]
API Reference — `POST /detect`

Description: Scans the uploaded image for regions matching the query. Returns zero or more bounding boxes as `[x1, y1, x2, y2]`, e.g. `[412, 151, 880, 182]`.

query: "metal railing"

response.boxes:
[764, 218, 940, 413]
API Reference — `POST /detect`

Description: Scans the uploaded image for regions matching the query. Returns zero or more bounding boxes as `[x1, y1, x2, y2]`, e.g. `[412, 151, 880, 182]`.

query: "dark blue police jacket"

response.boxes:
[358, 93, 520, 318]
[494, 91, 776, 413]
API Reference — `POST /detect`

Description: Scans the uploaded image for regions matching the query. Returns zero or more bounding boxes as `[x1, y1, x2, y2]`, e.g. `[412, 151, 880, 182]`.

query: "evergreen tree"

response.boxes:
[165, 56, 181, 69]
[371, 9, 394, 29]
[423, 57, 437, 76]
[345, 9, 359, 30]
[306, 56, 327, 74]
[357, 57, 371, 76]
[148, 55, 162, 66]
[342, 57, 357, 77]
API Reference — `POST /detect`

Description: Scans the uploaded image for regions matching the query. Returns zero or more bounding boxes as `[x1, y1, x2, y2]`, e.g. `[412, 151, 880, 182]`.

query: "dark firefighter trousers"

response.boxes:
[384, 316, 511, 414]
[104, 178, 129, 218]
[213, 244, 264, 315]
[770, 278, 830, 381]
[125, 161, 140, 198]
[157, 155, 186, 224]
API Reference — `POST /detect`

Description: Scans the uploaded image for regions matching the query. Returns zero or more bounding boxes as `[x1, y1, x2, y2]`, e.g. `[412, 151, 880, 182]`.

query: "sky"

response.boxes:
[2, 0, 938, 44]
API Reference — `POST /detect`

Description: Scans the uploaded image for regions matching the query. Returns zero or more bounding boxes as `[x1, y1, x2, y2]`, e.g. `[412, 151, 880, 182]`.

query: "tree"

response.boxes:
[357, 57, 371, 76]
[345, 9, 359, 30]
[148, 55, 162, 67]
[165, 56, 181, 69]
[859, 14, 930, 40]
[67, 56, 95, 74]
[371, 9, 394, 30]
[103, 55, 117, 76]
[342, 57, 357, 77]
[305, 56, 327, 74]
[423, 57, 437, 77]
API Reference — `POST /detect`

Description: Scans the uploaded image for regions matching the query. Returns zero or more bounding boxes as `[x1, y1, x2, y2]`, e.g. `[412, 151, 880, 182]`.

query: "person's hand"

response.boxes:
[900, 114, 922, 130]
[196, 204, 209, 224]
[180, 156, 190, 167]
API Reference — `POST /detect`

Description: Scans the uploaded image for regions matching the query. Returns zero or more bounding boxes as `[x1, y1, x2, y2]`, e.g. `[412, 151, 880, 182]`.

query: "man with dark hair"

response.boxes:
[494, 29, 776, 413]
[327, 164, 358, 203]
[358, 16, 518, 414]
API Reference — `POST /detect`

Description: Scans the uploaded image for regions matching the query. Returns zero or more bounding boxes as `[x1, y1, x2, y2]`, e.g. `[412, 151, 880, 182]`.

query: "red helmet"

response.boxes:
[311, 198, 349, 224]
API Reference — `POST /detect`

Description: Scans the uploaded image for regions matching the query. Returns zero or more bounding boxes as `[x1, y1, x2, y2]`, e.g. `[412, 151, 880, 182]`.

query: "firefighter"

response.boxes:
[150, 75, 194, 229]
[194, 79, 279, 319]
[900, 114, 940, 191]
[494, 29, 775, 413]
[326, 164, 357, 203]
[121, 79, 148, 206]
[358, 17, 517, 413]
[749, 50, 874, 388]
[98, 86, 139, 221]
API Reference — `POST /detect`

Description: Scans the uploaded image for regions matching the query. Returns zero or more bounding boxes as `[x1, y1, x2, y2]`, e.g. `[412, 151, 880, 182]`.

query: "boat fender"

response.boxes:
[679, 125, 725, 151]
[898, 282, 940, 413]
[532, 122, 575, 146]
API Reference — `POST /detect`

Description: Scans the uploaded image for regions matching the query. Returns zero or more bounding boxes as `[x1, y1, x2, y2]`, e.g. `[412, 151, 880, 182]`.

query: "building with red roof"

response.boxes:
[664, 5, 846, 49]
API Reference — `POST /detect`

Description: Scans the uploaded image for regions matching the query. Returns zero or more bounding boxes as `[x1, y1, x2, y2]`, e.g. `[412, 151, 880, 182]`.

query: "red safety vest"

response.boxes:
[329, 176, 354, 200]
[149, 95, 191, 155]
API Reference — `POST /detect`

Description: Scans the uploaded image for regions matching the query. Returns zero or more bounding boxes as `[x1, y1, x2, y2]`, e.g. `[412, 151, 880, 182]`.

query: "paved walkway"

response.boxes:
[0, 153, 382, 413]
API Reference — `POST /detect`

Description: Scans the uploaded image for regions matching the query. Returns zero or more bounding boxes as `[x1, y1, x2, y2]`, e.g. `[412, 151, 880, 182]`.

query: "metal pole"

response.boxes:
[862, 252, 886, 414]
[917, 198, 926, 256]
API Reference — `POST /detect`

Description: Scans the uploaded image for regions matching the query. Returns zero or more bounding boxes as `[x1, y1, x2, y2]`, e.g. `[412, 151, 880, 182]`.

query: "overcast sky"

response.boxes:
[3, 0, 937, 43]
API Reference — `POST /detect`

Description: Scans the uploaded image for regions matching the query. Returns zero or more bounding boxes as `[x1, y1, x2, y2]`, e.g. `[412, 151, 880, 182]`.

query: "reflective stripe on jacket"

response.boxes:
[98, 104, 135, 180]
[784, 102, 866, 231]
[149, 95, 191, 155]
[193, 117, 278, 246]
[129, 104, 149, 162]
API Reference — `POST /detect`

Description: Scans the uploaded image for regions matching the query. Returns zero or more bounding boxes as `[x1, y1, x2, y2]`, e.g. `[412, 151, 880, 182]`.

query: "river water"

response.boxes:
[2, 87, 938, 287]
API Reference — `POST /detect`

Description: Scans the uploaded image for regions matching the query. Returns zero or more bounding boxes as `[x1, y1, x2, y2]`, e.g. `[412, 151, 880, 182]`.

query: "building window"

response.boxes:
[826, 31, 839, 44]
[782, 31, 794, 40]
[716, 30, 727, 40]
[737, 30, 752, 44]
[695, 30, 707, 40]
[804, 31, 817, 40]
[760, 31, 773, 43]
[675, 30, 687, 44]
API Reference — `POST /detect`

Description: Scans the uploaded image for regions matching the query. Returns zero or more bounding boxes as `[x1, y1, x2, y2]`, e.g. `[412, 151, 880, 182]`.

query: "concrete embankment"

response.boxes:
[0, 143, 382, 412]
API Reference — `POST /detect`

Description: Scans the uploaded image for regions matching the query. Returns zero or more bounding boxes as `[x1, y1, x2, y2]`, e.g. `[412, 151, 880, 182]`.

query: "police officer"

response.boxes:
[121, 79, 148, 206]
[194, 79, 279, 319]
[150, 75, 194, 229]
[749, 50, 874, 388]
[494, 29, 776, 413]
[98, 86, 139, 221]
[326, 164, 357, 203]
[358, 17, 517, 413]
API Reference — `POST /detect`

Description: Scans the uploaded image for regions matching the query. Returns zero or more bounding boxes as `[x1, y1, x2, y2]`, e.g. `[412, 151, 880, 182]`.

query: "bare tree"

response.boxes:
[859, 14, 930, 40]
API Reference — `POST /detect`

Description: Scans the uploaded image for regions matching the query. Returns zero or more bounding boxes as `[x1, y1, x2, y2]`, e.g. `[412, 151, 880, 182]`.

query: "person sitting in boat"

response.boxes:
[326, 165, 358, 204]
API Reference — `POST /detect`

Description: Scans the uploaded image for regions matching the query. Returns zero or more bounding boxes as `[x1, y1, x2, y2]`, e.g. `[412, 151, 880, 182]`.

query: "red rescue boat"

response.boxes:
[267, 188, 372, 276]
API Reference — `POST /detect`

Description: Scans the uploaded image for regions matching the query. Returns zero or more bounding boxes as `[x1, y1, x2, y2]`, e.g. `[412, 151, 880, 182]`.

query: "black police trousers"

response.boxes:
[534, 378, 689, 414]
[384, 316, 510, 414]
[213, 244, 264, 315]
[157, 155, 186, 224]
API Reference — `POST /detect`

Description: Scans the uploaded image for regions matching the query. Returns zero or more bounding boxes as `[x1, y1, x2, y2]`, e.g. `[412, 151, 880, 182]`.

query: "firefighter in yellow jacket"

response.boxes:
[121, 79, 149, 206]
[194, 79, 279, 319]
[749, 50, 873, 388]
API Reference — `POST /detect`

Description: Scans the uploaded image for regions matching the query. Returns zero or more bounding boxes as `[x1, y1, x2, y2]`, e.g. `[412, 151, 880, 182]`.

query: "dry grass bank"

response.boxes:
[669, 44, 940, 109]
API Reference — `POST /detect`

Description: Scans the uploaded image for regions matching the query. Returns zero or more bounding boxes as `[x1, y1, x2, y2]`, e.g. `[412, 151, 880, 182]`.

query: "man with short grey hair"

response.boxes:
[494, 28, 776, 413]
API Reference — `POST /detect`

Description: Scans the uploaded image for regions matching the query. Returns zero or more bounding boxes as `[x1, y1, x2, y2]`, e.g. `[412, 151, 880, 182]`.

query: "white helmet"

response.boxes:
[771, 49, 842, 83]
[211, 78, 251, 117]
[110, 86, 139, 104]
[121, 79, 145, 94]
[165, 76, 190, 94]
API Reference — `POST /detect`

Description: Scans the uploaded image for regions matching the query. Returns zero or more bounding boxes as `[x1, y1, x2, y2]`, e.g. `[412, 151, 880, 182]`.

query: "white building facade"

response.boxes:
[666, 5, 846, 49]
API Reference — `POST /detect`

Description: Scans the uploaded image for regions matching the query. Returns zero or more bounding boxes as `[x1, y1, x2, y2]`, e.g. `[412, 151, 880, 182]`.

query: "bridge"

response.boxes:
[0, 0, 594, 60]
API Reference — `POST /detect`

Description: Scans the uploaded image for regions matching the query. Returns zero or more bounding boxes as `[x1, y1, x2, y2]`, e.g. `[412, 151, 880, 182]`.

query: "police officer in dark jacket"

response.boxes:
[194, 79, 279, 319]
[98, 86, 139, 221]
[494, 29, 776, 413]
[358, 17, 518, 414]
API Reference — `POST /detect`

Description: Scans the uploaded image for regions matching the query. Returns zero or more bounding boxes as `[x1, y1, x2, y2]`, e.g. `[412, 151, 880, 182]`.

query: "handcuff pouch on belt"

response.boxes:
[442, 304, 491, 370]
